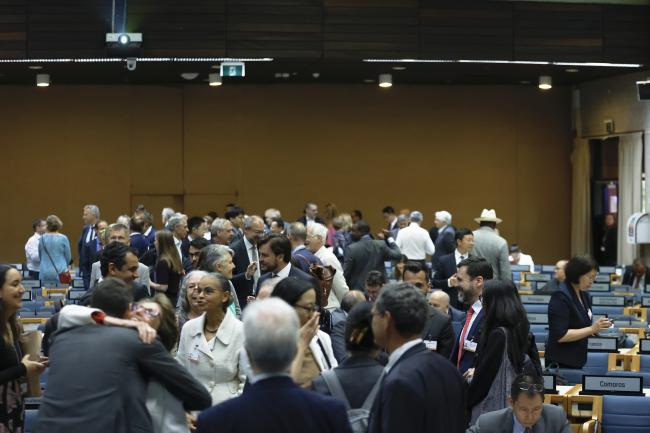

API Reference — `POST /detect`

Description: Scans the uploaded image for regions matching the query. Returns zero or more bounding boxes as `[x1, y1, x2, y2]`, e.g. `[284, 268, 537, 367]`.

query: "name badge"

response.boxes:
[463, 340, 477, 353]
[189, 345, 200, 362]
[424, 340, 437, 351]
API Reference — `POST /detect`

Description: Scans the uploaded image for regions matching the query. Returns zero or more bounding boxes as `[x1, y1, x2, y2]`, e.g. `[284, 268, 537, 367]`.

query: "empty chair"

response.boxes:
[582, 352, 609, 375]
[592, 306, 625, 317]
[601, 395, 650, 433]
[25, 409, 38, 433]
[640, 355, 650, 373]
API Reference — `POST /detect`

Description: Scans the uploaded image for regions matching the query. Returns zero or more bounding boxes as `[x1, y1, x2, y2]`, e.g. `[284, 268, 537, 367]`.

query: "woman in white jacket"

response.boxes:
[271, 277, 337, 388]
[176, 272, 245, 405]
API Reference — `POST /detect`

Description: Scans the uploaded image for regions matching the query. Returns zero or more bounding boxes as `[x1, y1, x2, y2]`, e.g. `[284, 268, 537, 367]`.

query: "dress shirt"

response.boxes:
[510, 253, 535, 272]
[265, 263, 292, 286]
[85, 226, 96, 244]
[385, 338, 423, 374]
[455, 249, 469, 265]
[244, 236, 261, 280]
[25, 232, 41, 272]
[144, 226, 153, 237]
[513, 415, 527, 433]
[173, 236, 183, 262]
[395, 222, 435, 260]
[463, 299, 483, 345]
[632, 274, 646, 289]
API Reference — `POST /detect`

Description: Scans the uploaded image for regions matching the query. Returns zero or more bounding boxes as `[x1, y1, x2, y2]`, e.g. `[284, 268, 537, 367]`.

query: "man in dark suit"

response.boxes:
[428, 290, 466, 323]
[35, 278, 211, 433]
[78, 204, 100, 289]
[402, 262, 455, 359]
[622, 258, 650, 289]
[330, 290, 367, 363]
[368, 283, 466, 433]
[468, 373, 571, 433]
[382, 206, 400, 239]
[256, 234, 319, 293]
[344, 221, 402, 290]
[432, 227, 474, 309]
[297, 202, 326, 226]
[538, 259, 567, 293]
[197, 298, 352, 433]
[449, 256, 493, 376]
[230, 215, 265, 307]
[225, 207, 245, 244]
[431, 211, 456, 271]
[287, 222, 322, 272]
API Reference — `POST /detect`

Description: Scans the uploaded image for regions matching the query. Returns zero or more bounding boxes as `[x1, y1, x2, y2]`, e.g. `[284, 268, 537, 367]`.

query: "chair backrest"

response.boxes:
[583, 352, 609, 375]
[601, 395, 650, 433]
[639, 355, 650, 373]
[592, 306, 625, 317]
[523, 304, 548, 314]
[605, 370, 650, 388]
[25, 409, 38, 433]
[530, 324, 549, 333]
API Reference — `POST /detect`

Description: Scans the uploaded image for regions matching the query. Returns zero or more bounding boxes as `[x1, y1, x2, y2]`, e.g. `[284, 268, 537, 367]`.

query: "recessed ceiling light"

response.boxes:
[180, 72, 199, 80]
[274, 72, 282, 78]
[565, 68, 579, 73]
[538, 75, 552, 90]
[28, 65, 43, 70]
[378, 74, 392, 88]
[392, 66, 407, 71]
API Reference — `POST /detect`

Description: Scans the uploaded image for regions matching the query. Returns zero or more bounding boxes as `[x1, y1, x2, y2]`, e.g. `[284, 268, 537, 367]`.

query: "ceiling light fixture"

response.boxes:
[538, 75, 552, 90]
[208, 73, 222, 86]
[181, 72, 199, 80]
[378, 74, 392, 88]
[36, 73, 50, 87]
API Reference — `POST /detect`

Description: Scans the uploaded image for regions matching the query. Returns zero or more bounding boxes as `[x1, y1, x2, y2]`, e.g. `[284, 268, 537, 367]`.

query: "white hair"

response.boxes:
[308, 222, 328, 242]
[116, 215, 131, 227]
[409, 211, 423, 223]
[161, 208, 175, 225]
[243, 298, 299, 374]
[201, 244, 234, 271]
[210, 218, 230, 235]
[84, 204, 100, 218]
[166, 214, 185, 231]
[435, 211, 452, 225]
[264, 208, 282, 219]
[243, 215, 264, 230]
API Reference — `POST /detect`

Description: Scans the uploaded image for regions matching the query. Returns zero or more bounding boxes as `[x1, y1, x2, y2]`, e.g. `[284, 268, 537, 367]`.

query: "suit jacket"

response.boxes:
[130, 233, 149, 258]
[545, 281, 592, 368]
[368, 343, 466, 433]
[297, 215, 326, 226]
[449, 306, 466, 323]
[467, 405, 571, 433]
[450, 308, 485, 375]
[329, 308, 348, 363]
[472, 227, 511, 281]
[78, 224, 97, 275]
[537, 278, 561, 294]
[292, 246, 322, 273]
[230, 238, 255, 307]
[312, 355, 384, 408]
[432, 252, 466, 309]
[432, 226, 456, 270]
[196, 376, 352, 433]
[256, 264, 320, 295]
[35, 326, 211, 433]
[622, 266, 650, 288]
[343, 238, 402, 290]
[421, 306, 455, 359]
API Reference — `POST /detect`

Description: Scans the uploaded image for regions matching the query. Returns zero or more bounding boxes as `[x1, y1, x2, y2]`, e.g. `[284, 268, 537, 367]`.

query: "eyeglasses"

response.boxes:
[517, 382, 544, 392]
[295, 304, 319, 313]
[195, 286, 221, 296]
[131, 304, 161, 319]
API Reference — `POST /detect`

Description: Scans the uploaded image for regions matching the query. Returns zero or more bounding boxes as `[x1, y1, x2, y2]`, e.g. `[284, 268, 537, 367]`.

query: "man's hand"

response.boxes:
[245, 262, 258, 279]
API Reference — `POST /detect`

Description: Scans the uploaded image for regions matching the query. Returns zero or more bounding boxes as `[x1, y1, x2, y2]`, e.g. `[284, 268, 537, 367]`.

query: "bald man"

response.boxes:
[331, 290, 368, 363]
[428, 290, 466, 323]
[538, 260, 568, 293]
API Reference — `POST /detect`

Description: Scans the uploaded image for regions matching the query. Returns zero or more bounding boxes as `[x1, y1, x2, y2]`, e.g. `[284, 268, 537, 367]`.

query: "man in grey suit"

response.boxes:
[468, 373, 571, 433]
[35, 278, 212, 433]
[343, 220, 402, 290]
[472, 209, 511, 281]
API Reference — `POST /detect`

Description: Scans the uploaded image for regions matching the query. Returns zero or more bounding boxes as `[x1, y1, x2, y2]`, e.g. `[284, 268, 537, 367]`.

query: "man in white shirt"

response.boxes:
[509, 244, 535, 273]
[25, 218, 47, 279]
[306, 223, 349, 309]
[395, 211, 435, 262]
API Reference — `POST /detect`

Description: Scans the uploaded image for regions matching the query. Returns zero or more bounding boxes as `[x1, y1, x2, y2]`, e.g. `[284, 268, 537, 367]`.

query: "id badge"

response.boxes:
[463, 340, 477, 353]
[189, 346, 200, 363]
[424, 340, 437, 351]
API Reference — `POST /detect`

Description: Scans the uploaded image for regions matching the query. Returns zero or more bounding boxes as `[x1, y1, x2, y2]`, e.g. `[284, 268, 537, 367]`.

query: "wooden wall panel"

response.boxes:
[324, 0, 417, 59]
[131, 0, 227, 57]
[420, 2, 513, 59]
[514, 3, 603, 62]
[228, 0, 322, 59]
[602, 5, 650, 64]
[0, 1, 26, 58]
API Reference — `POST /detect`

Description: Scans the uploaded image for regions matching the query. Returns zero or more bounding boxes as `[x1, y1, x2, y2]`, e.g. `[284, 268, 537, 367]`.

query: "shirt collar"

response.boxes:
[385, 338, 422, 374]
[191, 312, 236, 345]
[471, 299, 483, 313]
[439, 224, 448, 232]
[174, 237, 182, 247]
[455, 249, 468, 261]
[250, 372, 292, 385]
[143, 226, 152, 236]
[244, 236, 254, 250]
[512, 414, 527, 433]
[276, 263, 291, 278]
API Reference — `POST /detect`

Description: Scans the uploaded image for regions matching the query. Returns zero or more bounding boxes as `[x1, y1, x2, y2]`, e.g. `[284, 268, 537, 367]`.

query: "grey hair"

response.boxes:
[166, 214, 185, 231]
[84, 204, 100, 218]
[308, 222, 328, 242]
[210, 218, 230, 236]
[107, 223, 130, 235]
[264, 208, 281, 219]
[243, 298, 299, 374]
[161, 208, 175, 224]
[287, 222, 307, 241]
[409, 211, 423, 223]
[243, 215, 264, 230]
[177, 270, 208, 313]
[116, 215, 131, 227]
[201, 244, 233, 271]
[397, 214, 410, 224]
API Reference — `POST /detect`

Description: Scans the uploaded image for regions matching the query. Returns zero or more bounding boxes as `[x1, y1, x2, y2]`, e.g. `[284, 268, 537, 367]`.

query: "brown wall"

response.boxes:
[0, 84, 572, 266]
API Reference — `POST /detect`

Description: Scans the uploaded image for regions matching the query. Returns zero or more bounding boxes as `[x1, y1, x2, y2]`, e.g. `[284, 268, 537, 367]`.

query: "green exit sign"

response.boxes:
[220, 62, 245, 77]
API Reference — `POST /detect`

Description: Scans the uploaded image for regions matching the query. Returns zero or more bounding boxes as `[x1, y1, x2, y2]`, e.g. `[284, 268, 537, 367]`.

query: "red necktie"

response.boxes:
[457, 307, 475, 368]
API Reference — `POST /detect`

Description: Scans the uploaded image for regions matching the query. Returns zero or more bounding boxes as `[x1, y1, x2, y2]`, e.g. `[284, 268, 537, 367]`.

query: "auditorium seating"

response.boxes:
[24, 409, 38, 433]
[601, 395, 650, 433]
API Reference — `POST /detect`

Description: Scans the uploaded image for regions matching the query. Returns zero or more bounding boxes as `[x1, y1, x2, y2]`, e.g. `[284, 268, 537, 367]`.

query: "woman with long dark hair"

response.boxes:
[467, 279, 537, 424]
[151, 231, 184, 305]
[0, 265, 46, 432]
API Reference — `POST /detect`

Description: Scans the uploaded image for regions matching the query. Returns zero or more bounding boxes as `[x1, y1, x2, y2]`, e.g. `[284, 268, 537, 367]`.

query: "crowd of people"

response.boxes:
[0, 201, 626, 432]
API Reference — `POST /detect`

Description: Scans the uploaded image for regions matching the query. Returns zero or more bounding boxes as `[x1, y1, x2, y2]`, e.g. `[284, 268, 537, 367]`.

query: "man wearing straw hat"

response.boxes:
[472, 209, 511, 281]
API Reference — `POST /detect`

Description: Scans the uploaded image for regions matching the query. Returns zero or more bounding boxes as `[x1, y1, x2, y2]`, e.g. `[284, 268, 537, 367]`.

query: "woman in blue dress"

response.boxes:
[38, 215, 71, 286]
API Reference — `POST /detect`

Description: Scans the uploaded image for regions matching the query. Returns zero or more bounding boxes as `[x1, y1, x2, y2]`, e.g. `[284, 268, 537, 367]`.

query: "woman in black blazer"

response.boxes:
[545, 256, 612, 369]
[312, 301, 384, 408]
